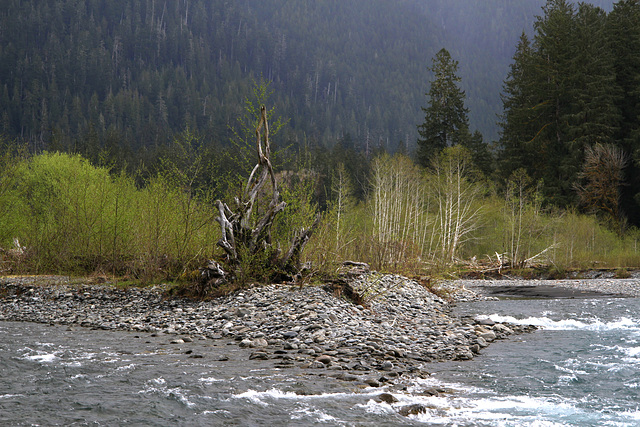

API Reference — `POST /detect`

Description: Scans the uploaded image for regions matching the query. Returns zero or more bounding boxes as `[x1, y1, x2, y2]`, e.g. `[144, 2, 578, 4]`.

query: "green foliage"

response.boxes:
[304, 149, 640, 276]
[0, 151, 217, 280]
[272, 173, 318, 250]
[498, 0, 640, 225]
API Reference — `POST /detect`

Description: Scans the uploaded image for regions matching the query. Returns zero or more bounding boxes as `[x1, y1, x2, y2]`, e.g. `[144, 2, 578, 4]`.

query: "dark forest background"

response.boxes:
[0, 0, 612, 154]
[3, 0, 640, 281]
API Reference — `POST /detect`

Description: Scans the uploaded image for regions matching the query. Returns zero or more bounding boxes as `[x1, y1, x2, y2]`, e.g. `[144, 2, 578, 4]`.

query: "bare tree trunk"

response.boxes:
[212, 105, 319, 285]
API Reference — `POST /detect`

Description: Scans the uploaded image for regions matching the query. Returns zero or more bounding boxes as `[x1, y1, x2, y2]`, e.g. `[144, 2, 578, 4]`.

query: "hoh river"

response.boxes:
[1, 273, 640, 426]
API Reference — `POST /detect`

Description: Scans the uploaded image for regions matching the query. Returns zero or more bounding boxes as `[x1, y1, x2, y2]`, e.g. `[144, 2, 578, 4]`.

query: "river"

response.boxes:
[2, 296, 639, 426]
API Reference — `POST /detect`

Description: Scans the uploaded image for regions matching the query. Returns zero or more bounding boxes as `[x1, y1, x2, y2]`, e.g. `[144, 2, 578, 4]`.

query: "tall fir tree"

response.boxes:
[499, 0, 622, 208]
[606, 0, 640, 224]
[567, 3, 620, 150]
[416, 48, 471, 167]
[498, 32, 539, 181]
[531, 0, 577, 205]
[607, 0, 640, 147]
[460, 130, 494, 178]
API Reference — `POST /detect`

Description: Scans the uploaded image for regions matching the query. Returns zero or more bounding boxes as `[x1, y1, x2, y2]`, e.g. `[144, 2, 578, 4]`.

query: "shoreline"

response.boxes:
[4, 273, 637, 389]
[451, 277, 640, 299]
[0, 273, 536, 389]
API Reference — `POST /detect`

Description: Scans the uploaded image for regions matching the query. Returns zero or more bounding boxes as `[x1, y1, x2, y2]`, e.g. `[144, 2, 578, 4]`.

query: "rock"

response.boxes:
[315, 355, 333, 365]
[478, 331, 496, 342]
[420, 387, 442, 397]
[398, 404, 429, 417]
[381, 361, 394, 371]
[252, 338, 268, 347]
[282, 331, 299, 339]
[376, 393, 398, 404]
[249, 351, 269, 360]
[364, 378, 381, 387]
[476, 317, 495, 326]
[283, 342, 298, 350]
[310, 361, 326, 369]
[239, 339, 253, 348]
[454, 348, 474, 360]
[492, 323, 514, 335]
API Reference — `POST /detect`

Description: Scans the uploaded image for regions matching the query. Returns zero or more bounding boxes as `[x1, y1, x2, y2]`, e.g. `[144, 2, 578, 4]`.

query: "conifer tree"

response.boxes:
[531, 0, 577, 205]
[607, 0, 640, 147]
[498, 32, 539, 181]
[417, 48, 471, 167]
[570, 4, 619, 143]
[606, 0, 640, 224]
[499, 0, 621, 207]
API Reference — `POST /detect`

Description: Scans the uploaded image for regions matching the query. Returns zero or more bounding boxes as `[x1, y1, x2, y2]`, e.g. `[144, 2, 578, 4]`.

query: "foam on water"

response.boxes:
[24, 352, 58, 363]
[139, 377, 197, 408]
[356, 385, 595, 427]
[479, 313, 640, 332]
[291, 407, 339, 423]
[234, 388, 377, 404]
[198, 377, 226, 384]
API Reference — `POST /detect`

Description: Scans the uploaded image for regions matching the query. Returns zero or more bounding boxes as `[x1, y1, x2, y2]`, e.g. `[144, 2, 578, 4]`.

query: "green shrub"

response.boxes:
[0, 151, 217, 280]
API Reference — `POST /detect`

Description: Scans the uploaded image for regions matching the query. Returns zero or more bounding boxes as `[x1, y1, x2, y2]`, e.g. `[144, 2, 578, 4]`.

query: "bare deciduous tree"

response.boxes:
[429, 146, 483, 265]
[575, 143, 627, 232]
[371, 154, 429, 270]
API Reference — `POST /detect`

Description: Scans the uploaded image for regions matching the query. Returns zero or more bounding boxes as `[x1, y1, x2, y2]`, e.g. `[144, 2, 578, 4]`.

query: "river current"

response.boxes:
[2, 297, 639, 426]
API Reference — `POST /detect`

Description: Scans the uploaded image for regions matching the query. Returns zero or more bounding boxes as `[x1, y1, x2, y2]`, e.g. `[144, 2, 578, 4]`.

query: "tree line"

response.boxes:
[3, 0, 640, 284]
[497, 0, 640, 229]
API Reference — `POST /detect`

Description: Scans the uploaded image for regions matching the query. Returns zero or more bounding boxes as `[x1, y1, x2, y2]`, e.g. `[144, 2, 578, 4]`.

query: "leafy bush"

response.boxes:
[0, 152, 217, 280]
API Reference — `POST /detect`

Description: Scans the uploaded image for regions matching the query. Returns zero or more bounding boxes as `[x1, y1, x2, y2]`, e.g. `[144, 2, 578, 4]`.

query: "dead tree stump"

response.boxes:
[214, 105, 320, 284]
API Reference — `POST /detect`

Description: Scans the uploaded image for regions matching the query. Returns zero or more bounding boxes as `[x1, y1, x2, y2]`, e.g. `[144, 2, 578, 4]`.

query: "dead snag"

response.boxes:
[214, 105, 319, 283]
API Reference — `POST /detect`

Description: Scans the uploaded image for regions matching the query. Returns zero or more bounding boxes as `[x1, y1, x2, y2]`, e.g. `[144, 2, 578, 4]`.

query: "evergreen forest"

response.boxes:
[2, 0, 640, 284]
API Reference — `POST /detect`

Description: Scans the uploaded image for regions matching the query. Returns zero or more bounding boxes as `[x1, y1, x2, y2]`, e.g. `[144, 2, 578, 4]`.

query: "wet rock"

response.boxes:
[249, 351, 269, 360]
[376, 393, 398, 404]
[398, 404, 429, 417]
[476, 317, 495, 326]
[474, 335, 487, 347]
[364, 378, 381, 387]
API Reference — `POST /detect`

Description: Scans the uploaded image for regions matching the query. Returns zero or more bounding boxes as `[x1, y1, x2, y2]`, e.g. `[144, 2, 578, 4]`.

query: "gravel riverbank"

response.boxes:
[452, 276, 640, 298]
[3, 272, 638, 390]
[0, 272, 539, 390]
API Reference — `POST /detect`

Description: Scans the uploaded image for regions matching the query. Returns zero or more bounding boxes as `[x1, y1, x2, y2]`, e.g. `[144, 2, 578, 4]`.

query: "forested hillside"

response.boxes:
[1, 0, 593, 160]
[4, 0, 640, 283]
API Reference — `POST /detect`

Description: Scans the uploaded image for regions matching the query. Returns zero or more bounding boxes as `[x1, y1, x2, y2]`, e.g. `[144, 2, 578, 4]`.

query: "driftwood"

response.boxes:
[214, 105, 320, 282]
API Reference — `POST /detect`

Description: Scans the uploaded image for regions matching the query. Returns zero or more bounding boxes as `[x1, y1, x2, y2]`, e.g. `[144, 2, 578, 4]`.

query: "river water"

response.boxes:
[2, 297, 639, 426]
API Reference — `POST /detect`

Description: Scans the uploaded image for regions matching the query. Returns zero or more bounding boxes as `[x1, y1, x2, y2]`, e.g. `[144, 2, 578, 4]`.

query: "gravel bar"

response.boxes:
[448, 277, 640, 298]
[0, 272, 538, 389]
